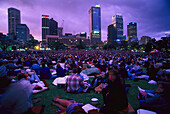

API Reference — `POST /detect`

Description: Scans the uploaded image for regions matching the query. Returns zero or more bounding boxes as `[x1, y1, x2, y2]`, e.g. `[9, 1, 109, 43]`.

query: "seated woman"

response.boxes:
[95, 70, 128, 114]
[139, 82, 170, 113]
[56, 63, 65, 77]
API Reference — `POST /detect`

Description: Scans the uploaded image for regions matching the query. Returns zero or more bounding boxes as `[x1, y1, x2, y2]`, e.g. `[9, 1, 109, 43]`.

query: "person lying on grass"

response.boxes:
[52, 96, 101, 114]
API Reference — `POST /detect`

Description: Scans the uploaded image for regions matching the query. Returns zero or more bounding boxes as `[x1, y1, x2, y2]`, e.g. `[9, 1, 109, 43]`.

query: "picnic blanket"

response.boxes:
[81, 67, 99, 76]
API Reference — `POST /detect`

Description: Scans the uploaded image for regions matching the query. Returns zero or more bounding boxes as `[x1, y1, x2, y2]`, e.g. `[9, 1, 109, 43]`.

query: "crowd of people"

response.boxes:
[0, 50, 169, 114]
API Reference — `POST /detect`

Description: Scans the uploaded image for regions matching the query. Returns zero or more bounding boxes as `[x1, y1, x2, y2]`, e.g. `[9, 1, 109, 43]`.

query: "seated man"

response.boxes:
[0, 73, 33, 114]
[66, 68, 86, 93]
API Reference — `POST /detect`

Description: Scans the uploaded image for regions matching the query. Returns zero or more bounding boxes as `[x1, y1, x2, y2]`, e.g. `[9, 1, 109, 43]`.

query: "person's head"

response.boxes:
[157, 83, 165, 93]
[17, 73, 28, 80]
[165, 73, 170, 82]
[108, 70, 119, 82]
[77, 67, 82, 74]
[42, 62, 46, 67]
[72, 68, 78, 74]
[57, 63, 61, 68]
[0, 60, 4, 66]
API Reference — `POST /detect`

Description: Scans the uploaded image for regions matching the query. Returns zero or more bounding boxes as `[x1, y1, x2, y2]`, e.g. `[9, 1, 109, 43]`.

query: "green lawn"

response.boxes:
[33, 79, 157, 114]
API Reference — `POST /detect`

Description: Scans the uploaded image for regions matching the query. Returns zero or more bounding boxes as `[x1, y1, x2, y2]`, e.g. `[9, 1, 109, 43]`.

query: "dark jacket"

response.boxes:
[102, 79, 128, 113]
[39, 67, 52, 79]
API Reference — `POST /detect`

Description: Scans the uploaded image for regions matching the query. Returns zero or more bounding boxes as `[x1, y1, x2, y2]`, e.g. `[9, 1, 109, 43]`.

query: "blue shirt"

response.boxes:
[56, 67, 65, 77]
[39, 67, 52, 79]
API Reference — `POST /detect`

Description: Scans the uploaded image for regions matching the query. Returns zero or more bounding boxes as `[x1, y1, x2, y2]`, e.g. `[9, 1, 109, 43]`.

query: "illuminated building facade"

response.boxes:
[112, 14, 123, 41]
[50, 18, 58, 35]
[8, 8, 21, 35]
[107, 24, 116, 42]
[127, 22, 137, 41]
[16, 24, 30, 41]
[89, 5, 101, 44]
[42, 15, 50, 45]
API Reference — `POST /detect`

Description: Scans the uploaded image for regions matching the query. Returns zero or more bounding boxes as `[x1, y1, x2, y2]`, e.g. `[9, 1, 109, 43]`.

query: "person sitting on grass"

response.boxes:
[0, 73, 33, 114]
[56, 63, 65, 77]
[31, 61, 40, 75]
[138, 82, 170, 113]
[95, 70, 128, 114]
[39, 62, 57, 79]
[66, 68, 86, 93]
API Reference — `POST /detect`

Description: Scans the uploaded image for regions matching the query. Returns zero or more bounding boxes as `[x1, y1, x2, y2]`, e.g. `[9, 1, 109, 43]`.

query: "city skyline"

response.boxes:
[0, 0, 170, 41]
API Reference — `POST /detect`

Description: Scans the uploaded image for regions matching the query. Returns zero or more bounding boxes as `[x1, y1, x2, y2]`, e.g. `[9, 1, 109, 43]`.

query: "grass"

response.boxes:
[33, 79, 157, 114]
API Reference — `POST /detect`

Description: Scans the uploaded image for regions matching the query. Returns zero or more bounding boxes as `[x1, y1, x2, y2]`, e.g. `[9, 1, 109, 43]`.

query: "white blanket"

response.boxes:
[52, 76, 69, 86]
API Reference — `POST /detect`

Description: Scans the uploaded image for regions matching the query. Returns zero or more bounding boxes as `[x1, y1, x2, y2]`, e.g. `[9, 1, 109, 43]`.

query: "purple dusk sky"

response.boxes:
[0, 0, 170, 41]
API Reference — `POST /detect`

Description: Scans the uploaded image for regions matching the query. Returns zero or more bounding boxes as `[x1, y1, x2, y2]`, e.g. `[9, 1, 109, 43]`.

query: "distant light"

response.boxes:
[95, 5, 100, 7]
[81, 32, 86, 34]
[44, 15, 49, 17]
[42, 15, 49, 18]
[94, 31, 99, 34]
[127, 23, 129, 26]
[116, 39, 120, 42]
[132, 22, 135, 24]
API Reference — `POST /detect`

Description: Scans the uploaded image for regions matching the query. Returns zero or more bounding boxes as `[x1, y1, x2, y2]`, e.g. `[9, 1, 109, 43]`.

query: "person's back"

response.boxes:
[39, 63, 52, 79]
[0, 73, 33, 114]
[56, 63, 65, 77]
[31, 63, 40, 70]
[66, 69, 84, 93]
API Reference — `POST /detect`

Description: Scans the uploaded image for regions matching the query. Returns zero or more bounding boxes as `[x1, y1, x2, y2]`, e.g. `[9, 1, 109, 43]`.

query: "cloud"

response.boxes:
[0, 0, 169, 41]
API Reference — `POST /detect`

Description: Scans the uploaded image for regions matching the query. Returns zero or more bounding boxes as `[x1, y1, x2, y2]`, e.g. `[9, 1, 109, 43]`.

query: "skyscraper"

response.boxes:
[50, 18, 58, 35]
[127, 22, 137, 41]
[89, 5, 101, 44]
[42, 15, 50, 45]
[107, 24, 116, 42]
[8, 8, 21, 35]
[16, 24, 30, 41]
[58, 27, 63, 37]
[112, 14, 123, 41]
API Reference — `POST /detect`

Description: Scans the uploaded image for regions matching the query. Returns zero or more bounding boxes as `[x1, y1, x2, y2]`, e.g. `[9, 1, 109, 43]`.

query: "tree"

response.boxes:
[120, 41, 128, 51]
[25, 39, 39, 49]
[76, 39, 86, 49]
[130, 41, 139, 51]
[91, 44, 98, 49]
[0, 38, 14, 51]
[48, 41, 64, 50]
[103, 41, 117, 50]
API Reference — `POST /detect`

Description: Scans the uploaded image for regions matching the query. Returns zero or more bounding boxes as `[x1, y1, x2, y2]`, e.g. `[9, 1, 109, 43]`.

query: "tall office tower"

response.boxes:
[127, 22, 137, 41]
[8, 7, 21, 35]
[16, 24, 30, 42]
[50, 18, 58, 35]
[112, 14, 123, 41]
[58, 27, 63, 37]
[89, 5, 101, 44]
[107, 24, 116, 42]
[42, 15, 50, 45]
